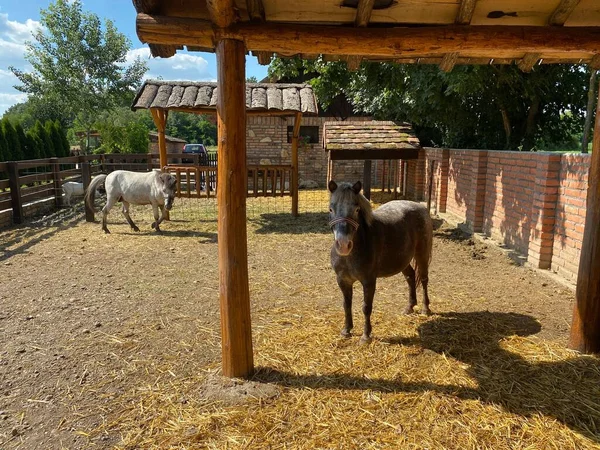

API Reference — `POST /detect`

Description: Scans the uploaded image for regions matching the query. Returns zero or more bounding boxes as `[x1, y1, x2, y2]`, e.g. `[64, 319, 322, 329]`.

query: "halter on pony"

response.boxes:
[328, 216, 360, 230]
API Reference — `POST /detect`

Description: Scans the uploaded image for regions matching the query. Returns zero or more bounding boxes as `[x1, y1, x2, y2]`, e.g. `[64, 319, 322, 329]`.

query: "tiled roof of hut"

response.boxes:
[323, 121, 421, 151]
[131, 80, 318, 115]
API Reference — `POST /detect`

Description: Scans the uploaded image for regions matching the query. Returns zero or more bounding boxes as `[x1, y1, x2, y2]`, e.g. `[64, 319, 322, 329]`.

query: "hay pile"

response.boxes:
[85, 306, 600, 449]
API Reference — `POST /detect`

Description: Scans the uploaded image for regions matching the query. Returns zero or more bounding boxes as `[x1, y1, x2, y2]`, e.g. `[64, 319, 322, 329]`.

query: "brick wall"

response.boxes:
[408, 148, 591, 281]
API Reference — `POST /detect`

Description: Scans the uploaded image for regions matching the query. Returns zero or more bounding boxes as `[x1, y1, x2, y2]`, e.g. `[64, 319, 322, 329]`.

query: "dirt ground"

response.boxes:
[0, 199, 585, 449]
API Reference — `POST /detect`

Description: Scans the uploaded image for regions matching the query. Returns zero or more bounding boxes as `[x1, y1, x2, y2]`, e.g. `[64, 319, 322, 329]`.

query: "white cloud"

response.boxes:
[127, 47, 216, 82]
[0, 13, 41, 44]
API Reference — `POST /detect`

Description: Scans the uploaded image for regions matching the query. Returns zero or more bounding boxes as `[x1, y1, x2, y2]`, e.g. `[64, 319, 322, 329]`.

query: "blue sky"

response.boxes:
[0, 0, 269, 115]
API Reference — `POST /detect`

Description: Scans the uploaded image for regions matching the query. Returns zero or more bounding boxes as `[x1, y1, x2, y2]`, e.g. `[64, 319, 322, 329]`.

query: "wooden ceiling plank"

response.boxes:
[455, 0, 477, 25]
[440, 52, 459, 72]
[246, 0, 265, 22]
[355, 0, 376, 27]
[518, 53, 542, 72]
[133, 0, 160, 14]
[136, 15, 600, 60]
[206, 0, 238, 28]
[548, 0, 581, 26]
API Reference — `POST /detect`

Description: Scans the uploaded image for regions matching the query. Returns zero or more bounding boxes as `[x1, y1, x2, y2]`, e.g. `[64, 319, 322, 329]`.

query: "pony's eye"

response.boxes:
[355, 207, 360, 214]
[329, 208, 333, 213]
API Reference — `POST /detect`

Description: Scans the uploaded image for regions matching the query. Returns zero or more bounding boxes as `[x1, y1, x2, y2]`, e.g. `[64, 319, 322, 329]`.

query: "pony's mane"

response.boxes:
[357, 192, 374, 227]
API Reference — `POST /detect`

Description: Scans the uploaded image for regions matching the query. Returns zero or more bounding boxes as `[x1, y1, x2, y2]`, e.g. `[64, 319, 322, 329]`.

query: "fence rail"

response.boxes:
[0, 152, 299, 228]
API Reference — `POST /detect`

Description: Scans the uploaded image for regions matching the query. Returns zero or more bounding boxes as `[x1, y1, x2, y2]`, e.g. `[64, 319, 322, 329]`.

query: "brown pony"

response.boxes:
[328, 180, 433, 343]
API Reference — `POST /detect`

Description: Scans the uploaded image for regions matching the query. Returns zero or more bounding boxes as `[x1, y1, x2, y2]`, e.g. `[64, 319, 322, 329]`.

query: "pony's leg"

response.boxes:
[101, 196, 117, 234]
[420, 276, 431, 316]
[151, 204, 163, 232]
[361, 280, 376, 344]
[121, 201, 140, 232]
[402, 265, 418, 315]
[337, 277, 353, 338]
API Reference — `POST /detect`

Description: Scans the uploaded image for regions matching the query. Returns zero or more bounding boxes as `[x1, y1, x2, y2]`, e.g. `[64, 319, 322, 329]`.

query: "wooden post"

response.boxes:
[381, 160, 387, 192]
[327, 153, 333, 184]
[216, 38, 254, 378]
[81, 160, 95, 222]
[569, 84, 600, 354]
[151, 108, 168, 170]
[7, 162, 23, 225]
[291, 112, 302, 217]
[51, 157, 62, 208]
[363, 159, 372, 200]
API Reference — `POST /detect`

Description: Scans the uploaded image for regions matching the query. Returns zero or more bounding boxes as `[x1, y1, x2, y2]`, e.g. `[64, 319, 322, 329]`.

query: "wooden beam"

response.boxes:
[255, 51, 272, 65]
[569, 80, 600, 354]
[590, 55, 600, 70]
[132, 0, 160, 14]
[363, 160, 372, 200]
[518, 53, 541, 72]
[355, 0, 375, 27]
[548, 0, 581, 26]
[137, 15, 600, 59]
[291, 112, 302, 217]
[246, 0, 265, 22]
[440, 52, 459, 72]
[215, 38, 254, 378]
[455, 0, 477, 25]
[150, 108, 168, 169]
[345, 55, 362, 71]
[206, 0, 238, 28]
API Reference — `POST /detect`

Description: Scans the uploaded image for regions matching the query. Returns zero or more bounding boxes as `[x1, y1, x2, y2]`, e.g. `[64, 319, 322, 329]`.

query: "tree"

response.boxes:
[0, 127, 8, 162]
[25, 131, 43, 160]
[32, 121, 54, 158]
[164, 112, 217, 146]
[56, 121, 71, 157]
[14, 124, 30, 160]
[2, 119, 24, 161]
[269, 57, 588, 151]
[9, 0, 147, 149]
[46, 121, 66, 157]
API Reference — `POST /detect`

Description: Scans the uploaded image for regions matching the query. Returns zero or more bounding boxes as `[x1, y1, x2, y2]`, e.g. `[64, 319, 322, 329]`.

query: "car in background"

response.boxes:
[182, 143, 208, 163]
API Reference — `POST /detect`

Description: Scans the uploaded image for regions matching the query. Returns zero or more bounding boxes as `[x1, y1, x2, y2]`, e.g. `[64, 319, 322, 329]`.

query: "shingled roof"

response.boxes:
[323, 121, 421, 160]
[131, 80, 318, 115]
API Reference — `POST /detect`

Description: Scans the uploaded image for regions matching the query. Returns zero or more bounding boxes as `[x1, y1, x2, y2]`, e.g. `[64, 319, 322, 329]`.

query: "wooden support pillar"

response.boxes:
[51, 157, 62, 208]
[363, 159, 372, 200]
[570, 85, 600, 354]
[216, 38, 254, 378]
[151, 108, 168, 170]
[291, 112, 302, 217]
[7, 162, 23, 224]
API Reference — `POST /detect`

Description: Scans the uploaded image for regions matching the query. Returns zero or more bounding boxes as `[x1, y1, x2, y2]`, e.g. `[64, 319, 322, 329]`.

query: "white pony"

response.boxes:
[85, 170, 177, 234]
[62, 181, 84, 206]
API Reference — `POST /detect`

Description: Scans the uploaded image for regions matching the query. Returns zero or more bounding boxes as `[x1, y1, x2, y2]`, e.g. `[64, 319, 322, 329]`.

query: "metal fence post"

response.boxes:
[81, 161, 95, 222]
[7, 162, 23, 224]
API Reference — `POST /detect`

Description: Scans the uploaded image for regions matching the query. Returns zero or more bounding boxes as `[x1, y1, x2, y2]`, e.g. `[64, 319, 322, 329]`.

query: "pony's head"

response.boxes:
[328, 180, 373, 256]
[158, 173, 177, 210]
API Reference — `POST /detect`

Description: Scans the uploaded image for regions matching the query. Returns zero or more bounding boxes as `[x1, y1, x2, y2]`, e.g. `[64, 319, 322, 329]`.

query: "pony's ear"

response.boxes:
[328, 180, 338, 193]
[352, 181, 362, 194]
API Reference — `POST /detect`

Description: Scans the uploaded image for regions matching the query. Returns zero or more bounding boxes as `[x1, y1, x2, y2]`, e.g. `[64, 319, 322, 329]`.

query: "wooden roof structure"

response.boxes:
[132, 0, 600, 375]
[132, 80, 318, 115]
[134, 0, 600, 72]
[323, 121, 421, 160]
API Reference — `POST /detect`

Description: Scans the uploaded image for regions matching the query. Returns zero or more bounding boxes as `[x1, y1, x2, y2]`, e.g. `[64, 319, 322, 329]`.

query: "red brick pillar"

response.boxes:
[467, 150, 488, 232]
[438, 149, 449, 213]
[528, 154, 562, 269]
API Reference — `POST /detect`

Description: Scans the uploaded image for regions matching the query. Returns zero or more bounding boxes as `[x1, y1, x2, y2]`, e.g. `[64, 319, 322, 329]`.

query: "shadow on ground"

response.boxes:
[254, 311, 600, 443]
[252, 212, 330, 235]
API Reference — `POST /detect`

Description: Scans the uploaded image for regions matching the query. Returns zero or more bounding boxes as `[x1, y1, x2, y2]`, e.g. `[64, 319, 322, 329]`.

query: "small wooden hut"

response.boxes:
[323, 121, 421, 199]
[132, 0, 600, 376]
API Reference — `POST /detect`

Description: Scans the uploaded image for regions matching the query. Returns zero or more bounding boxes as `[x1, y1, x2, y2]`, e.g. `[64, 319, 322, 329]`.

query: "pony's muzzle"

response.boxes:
[335, 237, 354, 256]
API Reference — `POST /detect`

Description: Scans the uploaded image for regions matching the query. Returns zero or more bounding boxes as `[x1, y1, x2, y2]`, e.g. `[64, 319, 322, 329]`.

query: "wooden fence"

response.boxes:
[0, 152, 296, 228]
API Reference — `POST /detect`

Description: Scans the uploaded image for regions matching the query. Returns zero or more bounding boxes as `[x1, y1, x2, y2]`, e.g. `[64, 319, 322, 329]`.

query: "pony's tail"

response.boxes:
[85, 174, 107, 214]
[413, 214, 434, 288]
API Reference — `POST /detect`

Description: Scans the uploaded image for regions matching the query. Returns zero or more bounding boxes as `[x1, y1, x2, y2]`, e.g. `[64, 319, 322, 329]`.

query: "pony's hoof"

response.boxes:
[132, 226, 140, 232]
[151, 222, 156, 229]
[360, 335, 372, 345]
[103, 229, 110, 234]
[340, 329, 352, 338]
[403, 306, 415, 315]
[421, 308, 432, 316]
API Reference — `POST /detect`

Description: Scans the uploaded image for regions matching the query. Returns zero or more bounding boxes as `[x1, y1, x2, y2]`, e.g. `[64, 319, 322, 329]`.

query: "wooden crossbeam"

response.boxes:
[137, 15, 600, 60]
[207, 0, 238, 28]
[132, 0, 160, 13]
[246, 0, 265, 22]
[455, 0, 477, 25]
[591, 55, 600, 69]
[346, 55, 362, 71]
[548, 0, 581, 26]
[255, 51, 272, 65]
[518, 53, 541, 72]
[355, 0, 375, 27]
[439, 52, 459, 72]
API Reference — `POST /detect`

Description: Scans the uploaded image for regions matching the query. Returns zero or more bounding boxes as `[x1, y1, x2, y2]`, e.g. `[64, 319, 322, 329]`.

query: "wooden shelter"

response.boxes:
[132, 79, 318, 213]
[323, 121, 421, 199]
[132, 0, 600, 374]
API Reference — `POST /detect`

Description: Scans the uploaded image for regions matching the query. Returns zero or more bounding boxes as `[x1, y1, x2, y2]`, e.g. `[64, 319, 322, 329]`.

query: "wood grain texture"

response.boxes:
[355, 0, 375, 27]
[517, 53, 541, 72]
[246, 0, 265, 22]
[548, 0, 581, 26]
[455, 0, 477, 24]
[291, 112, 302, 217]
[136, 14, 600, 61]
[570, 84, 600, 354]
[207, 0, 238, 28]
[440, 52, 459, 72]
[215, 38, 254, 377]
